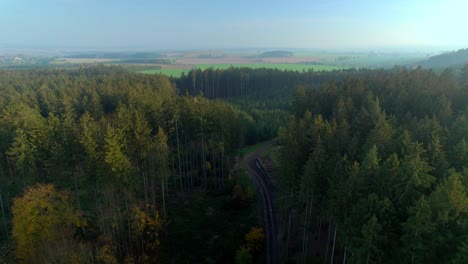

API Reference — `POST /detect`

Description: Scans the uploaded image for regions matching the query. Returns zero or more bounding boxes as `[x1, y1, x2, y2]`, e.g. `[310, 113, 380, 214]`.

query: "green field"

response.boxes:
[138, 63, 343, 77]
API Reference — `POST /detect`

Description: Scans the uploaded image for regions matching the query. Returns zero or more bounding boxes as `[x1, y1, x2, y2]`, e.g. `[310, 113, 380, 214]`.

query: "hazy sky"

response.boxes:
[1, 0, 467, 50]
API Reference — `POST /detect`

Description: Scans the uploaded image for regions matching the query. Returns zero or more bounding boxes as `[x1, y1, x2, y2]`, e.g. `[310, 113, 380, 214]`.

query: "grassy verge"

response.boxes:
[259, 141, 280, 165]
[138, 68, 188, 77]
[238, 141, 271, 156]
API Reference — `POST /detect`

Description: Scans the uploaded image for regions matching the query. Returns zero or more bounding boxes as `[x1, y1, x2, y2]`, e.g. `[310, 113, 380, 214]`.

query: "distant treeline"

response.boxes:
[175, 67, 365, 99]
[65, 52, 165, 59]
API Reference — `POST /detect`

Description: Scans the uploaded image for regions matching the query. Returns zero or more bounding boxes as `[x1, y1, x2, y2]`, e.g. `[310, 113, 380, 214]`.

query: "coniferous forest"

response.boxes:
[0, 65, 467, 263]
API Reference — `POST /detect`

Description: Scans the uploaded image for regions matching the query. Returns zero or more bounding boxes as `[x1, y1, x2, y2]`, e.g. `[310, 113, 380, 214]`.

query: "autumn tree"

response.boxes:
[11, 184, 86, 263]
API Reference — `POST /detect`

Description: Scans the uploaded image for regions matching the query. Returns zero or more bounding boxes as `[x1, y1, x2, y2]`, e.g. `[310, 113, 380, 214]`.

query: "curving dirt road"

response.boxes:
[243, 143, 277, 264]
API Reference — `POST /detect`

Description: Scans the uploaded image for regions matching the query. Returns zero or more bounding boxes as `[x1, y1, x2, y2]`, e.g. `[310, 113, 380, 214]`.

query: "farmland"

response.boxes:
[138, 63, 343, 77]
[122, 50, 427, 76]
[1, 49, 427, 74]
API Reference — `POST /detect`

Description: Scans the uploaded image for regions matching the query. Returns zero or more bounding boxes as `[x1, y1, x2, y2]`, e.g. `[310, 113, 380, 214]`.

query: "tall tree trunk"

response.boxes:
[305, 194, 314, 262]
[286, 172, 294, 258]
[161, 176, 167, 230]
[185, 138, 190, 191]
[411, 230, 418, 264]
[201, 122, 207, 189]
[0, 192, 8, 239]
[286, 210, 292, 259]
[175, 119, 183, 191]
[124, 190, 132, 257]
[152, 157, 158, 210]
[143, 171, 149, 209]
[5, 157, 16, 183]
[212, 78, 214, 98]
[188, 144, 194, 188]
[73, 167, 80, 210]
[316, 196, 324, 255]
[331, 223, 338, 264]
[342, 237, 347, 264]
[324, 220, 332, 264]
[302, 199, 310, 264]
[211, 140, 216, 188]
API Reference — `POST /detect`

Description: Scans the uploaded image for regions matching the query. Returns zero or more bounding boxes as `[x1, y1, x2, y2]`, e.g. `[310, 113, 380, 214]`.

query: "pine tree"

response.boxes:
[430, 171, 468, 224]
[104, 125, 131, 184]
[398, 140, 435, 204]
[360, 215, 384, 264]
[401, 196, 435, 263]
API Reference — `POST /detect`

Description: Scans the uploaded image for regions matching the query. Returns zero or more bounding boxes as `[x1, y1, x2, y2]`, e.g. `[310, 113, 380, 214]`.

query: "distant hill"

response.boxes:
[258, 50, 293, 58]
[417, 48, 468, 68]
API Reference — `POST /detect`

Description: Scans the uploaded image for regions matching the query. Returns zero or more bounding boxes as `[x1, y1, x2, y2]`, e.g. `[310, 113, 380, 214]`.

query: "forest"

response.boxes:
[0, 64, 467, 263]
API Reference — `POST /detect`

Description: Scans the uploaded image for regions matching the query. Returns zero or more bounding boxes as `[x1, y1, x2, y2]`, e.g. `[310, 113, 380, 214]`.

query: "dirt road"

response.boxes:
[243, 143, 277, 264]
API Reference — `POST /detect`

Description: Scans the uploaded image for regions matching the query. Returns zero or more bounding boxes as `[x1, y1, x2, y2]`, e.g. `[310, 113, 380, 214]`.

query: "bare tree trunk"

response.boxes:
[72, 167, 81, 209]
[211, 140, 216, 188]
[140, 151, 147, 210]
[151, 157, 157, 211]
[324, 220, 332, 264]
[143, 171, 148, 209]
[212, 78, 214, 98]
[185, 139, 190, 191]
[5, 157, 17, 183]
[189, 144, 194, 188]
[286, 210, 292, 260]
[175, 119, 183, 191]
[305, 195, 314, 261]
[315, 196, 324, 255]
[0, 163, 5, 179]
[221, 149, 225, 183]
[342, 237, 347, 264]
[302, 199, 309, 264]
[161, 176, 167, 230]
[201, 122, 207, 189]
[220, 121, 225, 184]
[286, 172, 294, 259]
[124, 190, 132, 257]
[411, 230, 418, 264]
[330, 223, 338, 264]
[0, 192, 8, 239]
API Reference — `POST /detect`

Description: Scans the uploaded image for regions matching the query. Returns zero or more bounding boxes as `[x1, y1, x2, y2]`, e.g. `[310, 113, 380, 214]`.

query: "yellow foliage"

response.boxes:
[206, 161, 212, 170]
[97, 245, 118, 264]
[131, 205, 163, 251]
[11, 184, 82, 263]
[245, 227, 264, 253]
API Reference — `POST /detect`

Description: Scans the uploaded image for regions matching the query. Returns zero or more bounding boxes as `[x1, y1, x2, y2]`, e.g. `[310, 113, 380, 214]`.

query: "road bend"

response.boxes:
[243, 143, 277, 264]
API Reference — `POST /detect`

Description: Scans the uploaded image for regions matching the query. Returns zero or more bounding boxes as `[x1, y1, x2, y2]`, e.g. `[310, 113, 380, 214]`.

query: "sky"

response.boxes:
[0, 0, 467, 51]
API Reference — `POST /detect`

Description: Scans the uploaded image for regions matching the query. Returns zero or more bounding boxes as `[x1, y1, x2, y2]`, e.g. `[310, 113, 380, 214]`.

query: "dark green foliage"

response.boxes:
[275, 66, 468, 262]
[0, 64, 467, 263]
[0, 66, 253, 262]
